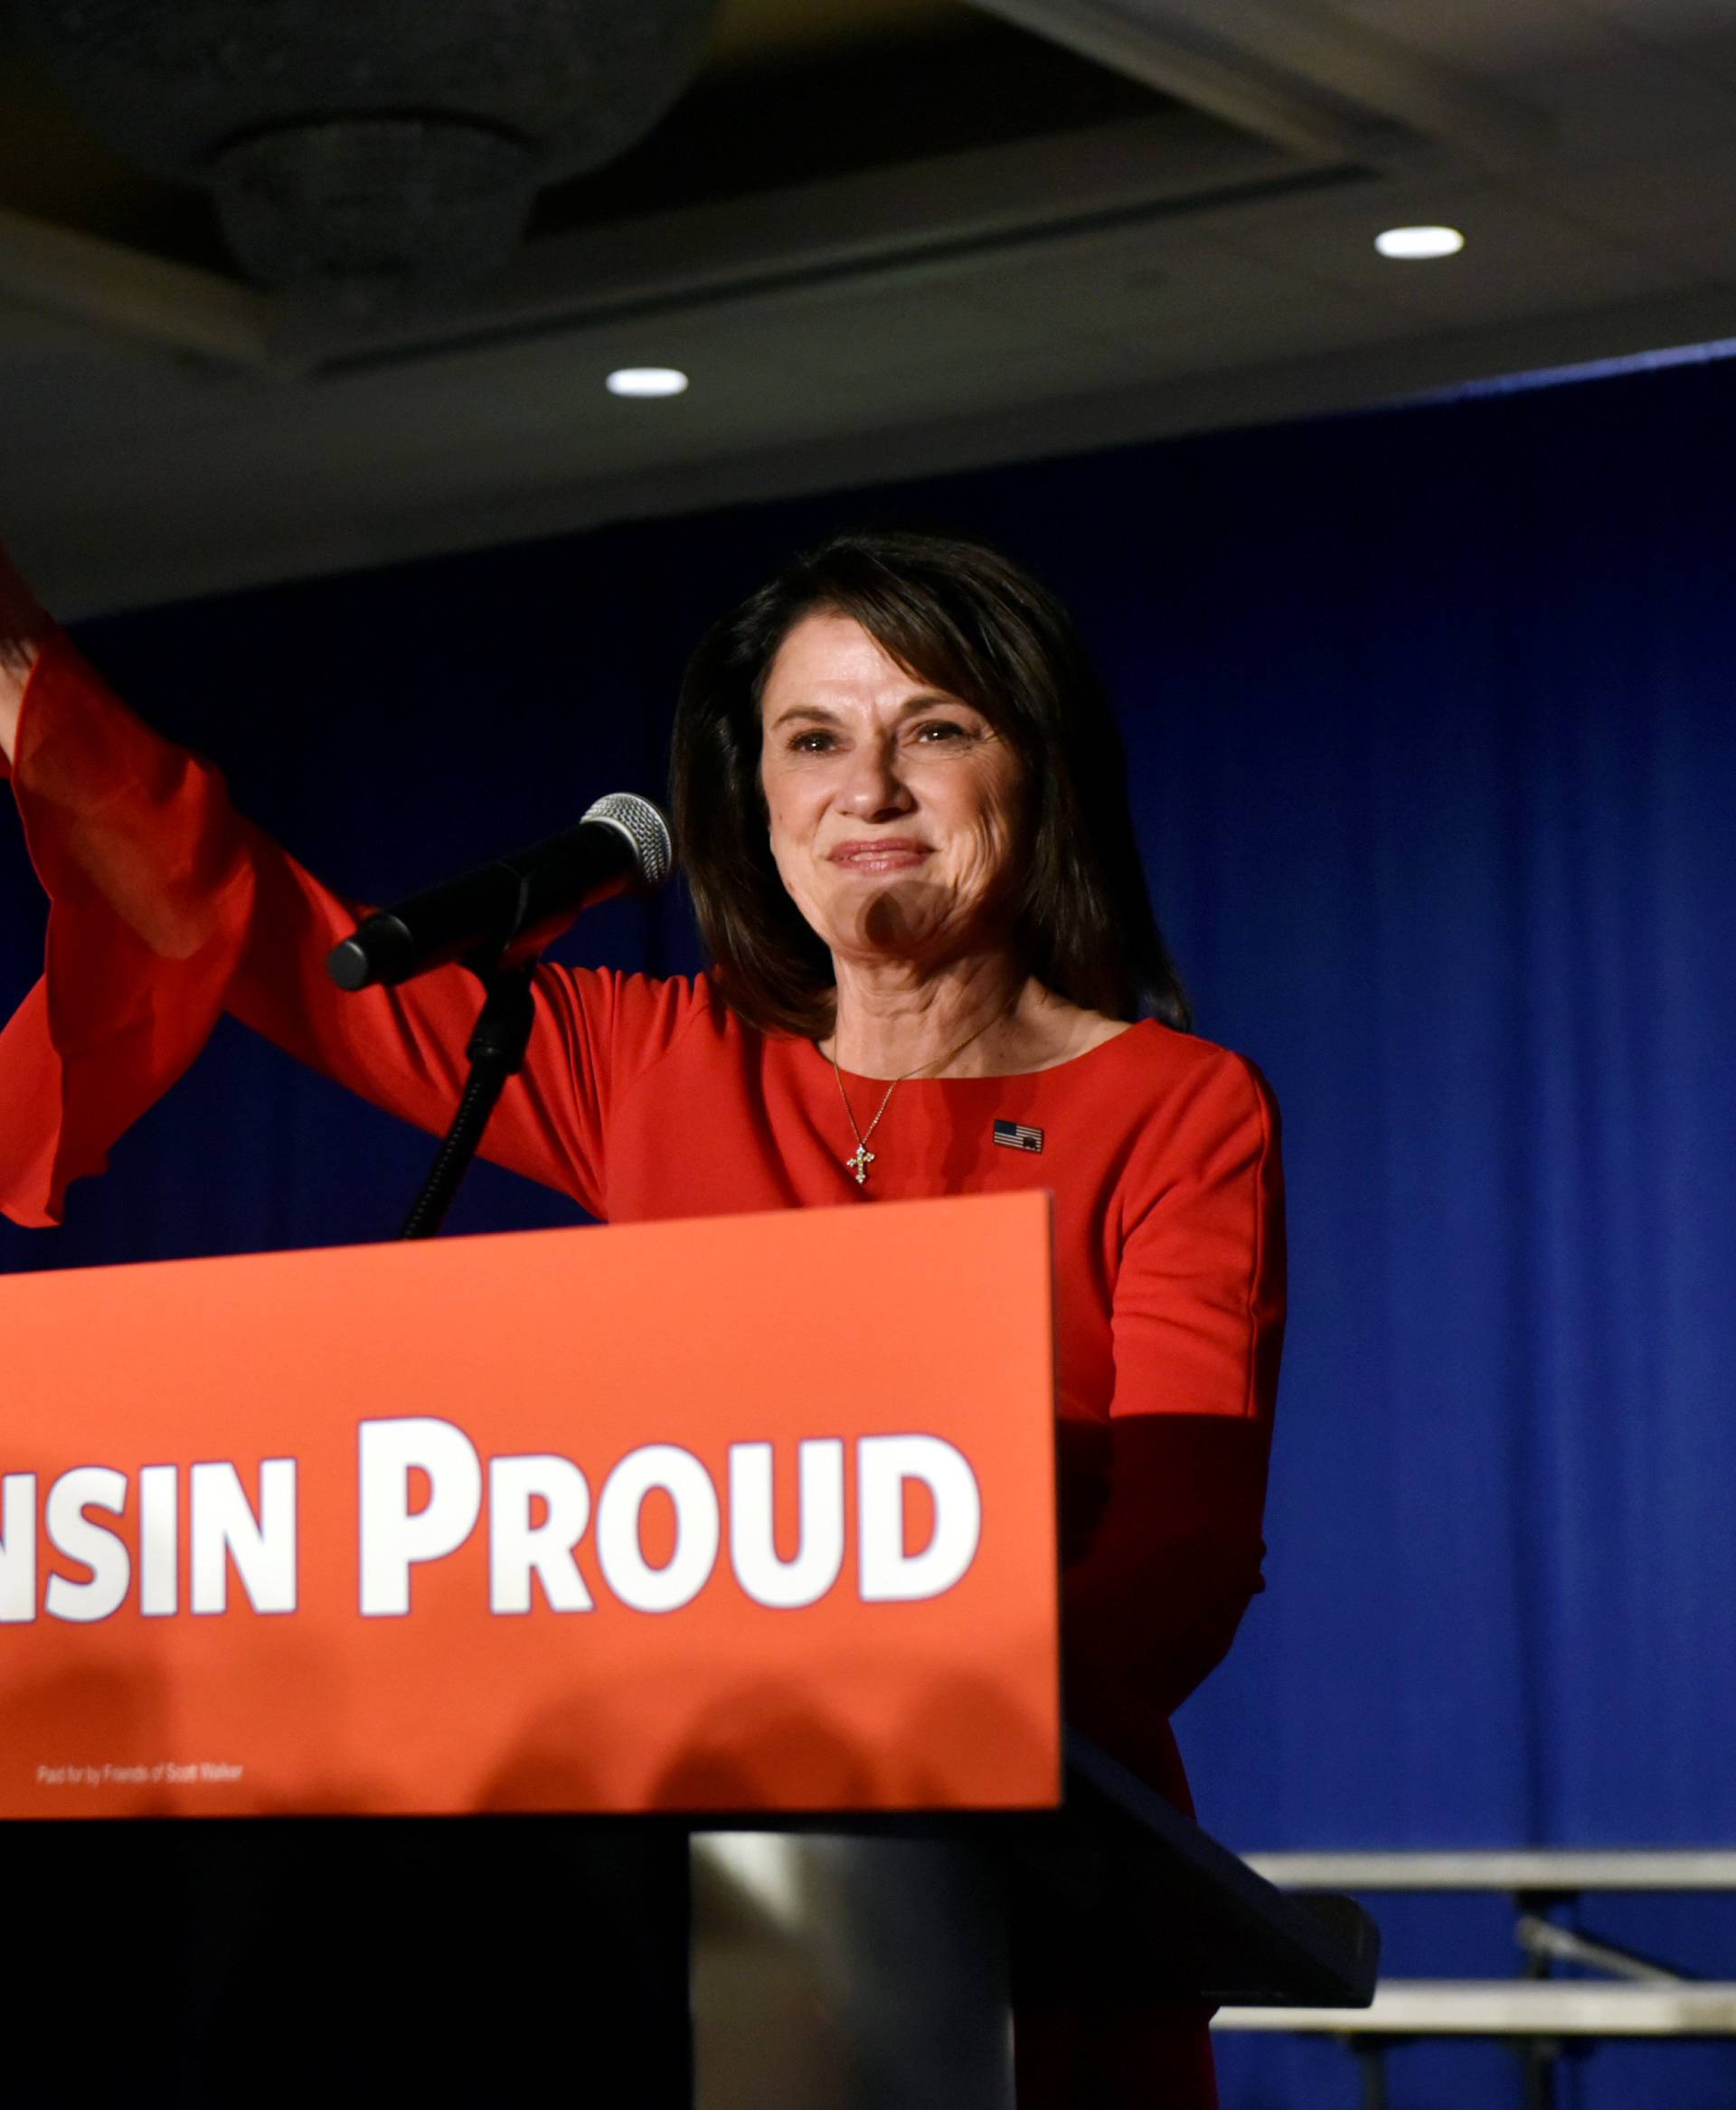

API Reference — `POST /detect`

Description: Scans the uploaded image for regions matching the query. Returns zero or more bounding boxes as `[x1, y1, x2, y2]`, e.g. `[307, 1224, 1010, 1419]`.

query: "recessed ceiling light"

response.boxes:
[1374, 225, 1466, 260]
[606, 366, 690, 398]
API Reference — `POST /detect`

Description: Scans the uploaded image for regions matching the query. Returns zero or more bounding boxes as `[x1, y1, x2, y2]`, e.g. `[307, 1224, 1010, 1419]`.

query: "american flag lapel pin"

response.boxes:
[993, 1118, 1044, 1154]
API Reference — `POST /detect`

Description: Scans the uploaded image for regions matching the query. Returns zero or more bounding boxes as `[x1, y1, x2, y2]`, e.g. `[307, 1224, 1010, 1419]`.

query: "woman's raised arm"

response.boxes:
[0, 551, 675, 1228]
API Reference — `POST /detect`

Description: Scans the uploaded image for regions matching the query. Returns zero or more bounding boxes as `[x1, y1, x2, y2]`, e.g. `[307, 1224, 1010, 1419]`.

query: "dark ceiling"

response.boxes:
[0, 0, 1168, 279]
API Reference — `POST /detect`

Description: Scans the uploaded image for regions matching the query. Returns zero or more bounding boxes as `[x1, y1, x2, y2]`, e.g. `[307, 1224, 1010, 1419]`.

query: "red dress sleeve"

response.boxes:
[1061, 1048, 1286, 1766]
[0, 628, 696, 1228]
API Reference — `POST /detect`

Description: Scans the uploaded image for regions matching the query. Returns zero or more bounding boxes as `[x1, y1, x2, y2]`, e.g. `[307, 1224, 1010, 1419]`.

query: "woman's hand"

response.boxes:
[0, 541, 51, 766]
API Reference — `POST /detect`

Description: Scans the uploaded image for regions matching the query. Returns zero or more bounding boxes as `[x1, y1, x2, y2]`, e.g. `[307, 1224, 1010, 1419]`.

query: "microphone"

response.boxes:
[326, 792, 674, 991]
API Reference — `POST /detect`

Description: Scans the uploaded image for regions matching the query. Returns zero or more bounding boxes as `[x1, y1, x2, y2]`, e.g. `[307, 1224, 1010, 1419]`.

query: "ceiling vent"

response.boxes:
[12, 0, 722, 306]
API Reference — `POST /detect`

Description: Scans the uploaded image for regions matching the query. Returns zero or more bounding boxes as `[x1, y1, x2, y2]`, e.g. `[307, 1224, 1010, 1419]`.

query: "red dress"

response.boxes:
[2, 630, 1286, 2105]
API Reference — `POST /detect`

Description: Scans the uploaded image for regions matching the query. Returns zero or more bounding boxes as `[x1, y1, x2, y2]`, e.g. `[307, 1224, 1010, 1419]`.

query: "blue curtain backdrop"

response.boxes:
[4, 350, 1733, 2108]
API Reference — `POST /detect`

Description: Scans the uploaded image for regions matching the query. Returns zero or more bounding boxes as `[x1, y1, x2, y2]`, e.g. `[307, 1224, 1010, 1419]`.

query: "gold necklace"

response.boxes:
[826, 1006, 1007, 1187]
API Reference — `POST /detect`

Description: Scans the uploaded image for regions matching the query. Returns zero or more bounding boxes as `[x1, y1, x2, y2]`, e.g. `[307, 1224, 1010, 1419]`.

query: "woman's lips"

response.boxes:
[827, 839, 932, 871]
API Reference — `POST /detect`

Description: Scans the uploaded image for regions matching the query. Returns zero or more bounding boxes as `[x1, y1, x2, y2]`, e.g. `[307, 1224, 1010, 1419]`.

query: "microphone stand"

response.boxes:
[327, 795, 669, 1239]
[398, 954, 538, 1241]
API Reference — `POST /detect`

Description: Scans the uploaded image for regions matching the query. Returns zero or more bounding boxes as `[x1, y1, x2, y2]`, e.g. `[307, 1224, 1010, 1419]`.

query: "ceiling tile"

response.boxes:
[1512, 48, 1736, 152]
[1317, 0, 1621, 75]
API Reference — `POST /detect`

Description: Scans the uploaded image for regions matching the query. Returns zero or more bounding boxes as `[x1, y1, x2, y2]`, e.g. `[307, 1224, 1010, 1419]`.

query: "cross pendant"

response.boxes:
[846, 1143, 875, 1185]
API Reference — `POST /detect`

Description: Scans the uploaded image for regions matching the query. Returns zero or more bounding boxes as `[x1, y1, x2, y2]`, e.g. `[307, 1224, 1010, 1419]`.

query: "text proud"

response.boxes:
[1, 1418, 982, 1625]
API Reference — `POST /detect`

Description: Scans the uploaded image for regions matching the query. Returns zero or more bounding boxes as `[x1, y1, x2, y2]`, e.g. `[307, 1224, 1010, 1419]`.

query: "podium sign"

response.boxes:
[0, 1193, 1060, 1820]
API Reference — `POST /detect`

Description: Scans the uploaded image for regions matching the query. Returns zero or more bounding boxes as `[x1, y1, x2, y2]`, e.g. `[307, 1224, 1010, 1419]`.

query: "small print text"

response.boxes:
[34, 1761, 245, 1787]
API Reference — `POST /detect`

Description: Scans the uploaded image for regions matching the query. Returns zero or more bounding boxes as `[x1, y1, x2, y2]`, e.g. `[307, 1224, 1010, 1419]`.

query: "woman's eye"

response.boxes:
[783, 719, 972, 753]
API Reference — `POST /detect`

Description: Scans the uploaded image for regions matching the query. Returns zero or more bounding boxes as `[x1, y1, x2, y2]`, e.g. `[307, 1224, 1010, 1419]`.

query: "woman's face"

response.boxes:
[758, 608, 1026, 970]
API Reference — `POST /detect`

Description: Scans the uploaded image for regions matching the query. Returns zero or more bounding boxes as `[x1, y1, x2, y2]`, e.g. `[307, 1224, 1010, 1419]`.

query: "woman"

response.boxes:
[0, 529, 1283, 2105]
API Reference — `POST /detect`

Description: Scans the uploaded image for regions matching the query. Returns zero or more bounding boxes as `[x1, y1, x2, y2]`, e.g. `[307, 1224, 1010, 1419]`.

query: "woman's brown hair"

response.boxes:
[670, 529, 1190, 1039]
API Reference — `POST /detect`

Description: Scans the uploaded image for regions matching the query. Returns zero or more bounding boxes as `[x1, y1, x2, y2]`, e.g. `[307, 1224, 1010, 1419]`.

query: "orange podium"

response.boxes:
[0, 1191, 1061, 1823]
